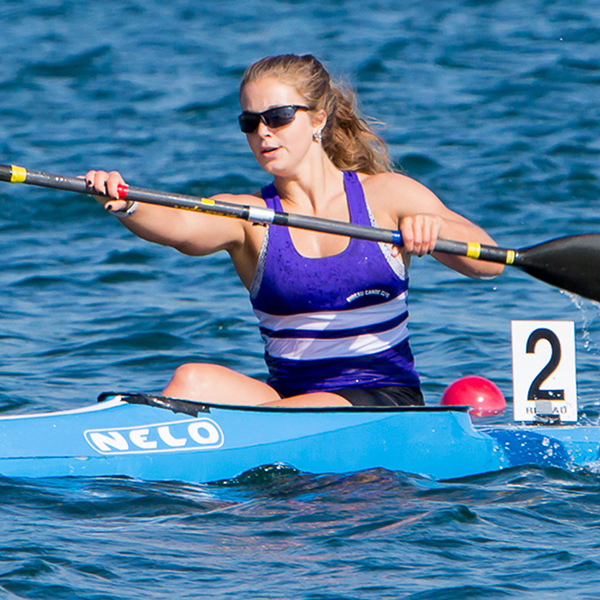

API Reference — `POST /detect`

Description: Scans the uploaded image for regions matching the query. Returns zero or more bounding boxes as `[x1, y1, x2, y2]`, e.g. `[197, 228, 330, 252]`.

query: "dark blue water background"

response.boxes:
[1, 0, 600, 597]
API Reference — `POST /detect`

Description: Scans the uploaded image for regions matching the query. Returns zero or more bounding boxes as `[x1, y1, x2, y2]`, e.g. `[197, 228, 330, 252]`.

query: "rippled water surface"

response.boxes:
[1, 0, 600, 598]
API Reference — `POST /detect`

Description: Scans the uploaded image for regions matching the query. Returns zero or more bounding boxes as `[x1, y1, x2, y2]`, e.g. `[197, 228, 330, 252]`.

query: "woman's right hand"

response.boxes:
[85, 169, 131, 214]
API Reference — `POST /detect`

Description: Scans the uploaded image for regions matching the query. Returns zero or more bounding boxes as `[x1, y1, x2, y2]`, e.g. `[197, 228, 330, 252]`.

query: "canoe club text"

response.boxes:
[84, 418, 224, 455]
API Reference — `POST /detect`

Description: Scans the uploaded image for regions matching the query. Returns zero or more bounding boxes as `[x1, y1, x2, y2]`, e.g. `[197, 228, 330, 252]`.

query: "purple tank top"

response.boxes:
[250, 171, 419, 397]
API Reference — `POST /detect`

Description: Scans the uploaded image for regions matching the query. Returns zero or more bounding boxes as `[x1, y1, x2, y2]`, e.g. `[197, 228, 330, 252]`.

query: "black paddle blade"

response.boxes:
[515, 234, 600, 302]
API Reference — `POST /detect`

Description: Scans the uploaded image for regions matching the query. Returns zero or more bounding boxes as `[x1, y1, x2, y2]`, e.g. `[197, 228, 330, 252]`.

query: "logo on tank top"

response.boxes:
[346, 289, 391, 303]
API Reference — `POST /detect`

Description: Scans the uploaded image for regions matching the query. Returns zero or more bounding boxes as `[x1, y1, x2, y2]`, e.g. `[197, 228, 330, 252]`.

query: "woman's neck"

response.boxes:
[273, 154, 344, 215]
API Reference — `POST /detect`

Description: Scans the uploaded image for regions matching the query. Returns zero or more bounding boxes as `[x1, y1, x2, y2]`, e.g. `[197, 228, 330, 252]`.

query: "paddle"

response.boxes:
[2, 163, 600, 302]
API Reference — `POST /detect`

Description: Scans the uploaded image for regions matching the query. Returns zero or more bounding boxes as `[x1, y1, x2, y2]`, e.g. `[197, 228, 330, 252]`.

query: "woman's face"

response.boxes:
[240, 77, 321, 176]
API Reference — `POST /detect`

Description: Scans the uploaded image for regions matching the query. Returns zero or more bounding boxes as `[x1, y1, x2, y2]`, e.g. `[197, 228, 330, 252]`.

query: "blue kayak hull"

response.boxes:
[0, 395, 597, 482]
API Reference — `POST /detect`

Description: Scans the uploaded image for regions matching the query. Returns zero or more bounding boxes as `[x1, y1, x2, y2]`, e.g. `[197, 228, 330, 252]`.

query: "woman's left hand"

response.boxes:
[393, 213, 443, 257]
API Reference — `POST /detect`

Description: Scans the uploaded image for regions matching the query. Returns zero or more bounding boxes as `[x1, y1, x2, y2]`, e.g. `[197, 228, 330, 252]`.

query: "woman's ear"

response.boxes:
[311, 109, 328, 133]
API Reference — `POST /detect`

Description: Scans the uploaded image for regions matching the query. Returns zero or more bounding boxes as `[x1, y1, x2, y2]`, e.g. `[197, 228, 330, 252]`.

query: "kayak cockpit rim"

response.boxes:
[99, 391, 474, 415]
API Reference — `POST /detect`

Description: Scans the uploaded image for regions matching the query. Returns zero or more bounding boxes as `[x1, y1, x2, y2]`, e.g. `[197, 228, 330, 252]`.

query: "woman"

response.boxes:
[87, 54, 502, 408]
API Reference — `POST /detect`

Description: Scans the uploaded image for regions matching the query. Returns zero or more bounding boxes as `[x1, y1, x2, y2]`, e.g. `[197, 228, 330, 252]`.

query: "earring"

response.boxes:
[313, 130, 323, 143]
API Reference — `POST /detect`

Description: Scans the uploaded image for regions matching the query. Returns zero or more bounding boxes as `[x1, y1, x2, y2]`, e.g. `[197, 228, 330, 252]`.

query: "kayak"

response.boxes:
[0, 393, 597, 482]
[2, 165, 597, 482]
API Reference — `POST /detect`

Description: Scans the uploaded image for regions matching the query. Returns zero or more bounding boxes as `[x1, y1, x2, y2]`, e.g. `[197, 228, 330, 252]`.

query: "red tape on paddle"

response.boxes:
[117, 184, 129, 200]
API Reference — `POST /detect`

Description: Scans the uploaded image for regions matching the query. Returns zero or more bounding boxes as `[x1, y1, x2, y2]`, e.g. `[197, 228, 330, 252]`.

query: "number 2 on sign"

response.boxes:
[511, 321, 577, 422]
[526, 328, 564, 401]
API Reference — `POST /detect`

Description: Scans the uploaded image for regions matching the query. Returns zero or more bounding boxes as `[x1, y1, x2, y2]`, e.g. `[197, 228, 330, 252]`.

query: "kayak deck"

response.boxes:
[0, 393, 597, 482]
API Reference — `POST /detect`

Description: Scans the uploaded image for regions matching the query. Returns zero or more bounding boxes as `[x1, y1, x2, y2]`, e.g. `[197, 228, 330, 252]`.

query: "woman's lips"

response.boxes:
[261, 146, 280, 156]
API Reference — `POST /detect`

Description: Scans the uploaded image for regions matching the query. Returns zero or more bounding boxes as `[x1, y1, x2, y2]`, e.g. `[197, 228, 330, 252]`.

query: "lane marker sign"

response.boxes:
[511, 320, 577, 422]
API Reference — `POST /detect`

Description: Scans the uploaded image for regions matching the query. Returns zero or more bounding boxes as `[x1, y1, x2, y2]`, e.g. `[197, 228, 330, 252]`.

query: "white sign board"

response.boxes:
[511, 320, 577, 422]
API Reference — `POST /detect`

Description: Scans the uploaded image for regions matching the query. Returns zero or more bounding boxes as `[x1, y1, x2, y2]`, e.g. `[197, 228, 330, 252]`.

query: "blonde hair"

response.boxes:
[240, 54, 393, 175]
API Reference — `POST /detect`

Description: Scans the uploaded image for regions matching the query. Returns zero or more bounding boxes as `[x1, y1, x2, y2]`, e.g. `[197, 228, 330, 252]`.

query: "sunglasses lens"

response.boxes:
[238, 114, 260, 133]
[262, 107, 295, 128]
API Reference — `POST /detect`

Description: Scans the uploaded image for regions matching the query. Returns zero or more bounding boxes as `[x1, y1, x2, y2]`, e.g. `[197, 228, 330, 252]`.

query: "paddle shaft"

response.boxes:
[0, 164, 517, 266]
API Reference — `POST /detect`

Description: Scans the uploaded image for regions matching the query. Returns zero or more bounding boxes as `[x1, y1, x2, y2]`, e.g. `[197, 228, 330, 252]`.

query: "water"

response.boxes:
[1, 0, 600, 597]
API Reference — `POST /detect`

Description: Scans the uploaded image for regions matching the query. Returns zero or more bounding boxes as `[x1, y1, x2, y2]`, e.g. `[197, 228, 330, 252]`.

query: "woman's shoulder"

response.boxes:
[357, 171, 434, 201]
[210, 190, 266, 207]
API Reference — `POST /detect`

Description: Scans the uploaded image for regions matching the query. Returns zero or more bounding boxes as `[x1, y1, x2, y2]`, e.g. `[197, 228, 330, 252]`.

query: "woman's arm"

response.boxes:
[363, 173, 504, 279]
[85, 169, 256, 257]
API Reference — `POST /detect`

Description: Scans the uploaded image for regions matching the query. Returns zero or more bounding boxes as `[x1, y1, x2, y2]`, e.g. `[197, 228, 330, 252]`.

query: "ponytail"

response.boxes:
[240, 54, 393, 175]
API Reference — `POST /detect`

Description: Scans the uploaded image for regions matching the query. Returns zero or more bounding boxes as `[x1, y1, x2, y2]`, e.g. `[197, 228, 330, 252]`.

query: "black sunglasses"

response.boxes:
[238, 105, 311, 133]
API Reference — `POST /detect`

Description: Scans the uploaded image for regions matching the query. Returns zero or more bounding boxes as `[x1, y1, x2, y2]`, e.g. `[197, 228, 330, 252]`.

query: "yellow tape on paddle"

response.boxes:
[10, 165, 27, 184]
[466, 243, 481, 259]
[467, 243, 516, 264]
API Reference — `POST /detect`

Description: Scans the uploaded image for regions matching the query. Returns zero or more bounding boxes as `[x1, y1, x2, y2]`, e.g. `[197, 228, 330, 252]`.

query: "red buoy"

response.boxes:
[440, 376, 506, 417]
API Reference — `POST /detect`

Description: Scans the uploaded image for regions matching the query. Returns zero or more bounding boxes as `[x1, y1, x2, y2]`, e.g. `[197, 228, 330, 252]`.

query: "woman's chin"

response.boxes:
[260, 160, 290, 177]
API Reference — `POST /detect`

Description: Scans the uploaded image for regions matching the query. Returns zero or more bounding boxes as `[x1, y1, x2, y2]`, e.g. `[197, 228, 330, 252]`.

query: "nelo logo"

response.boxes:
[85, 418, 224, 455]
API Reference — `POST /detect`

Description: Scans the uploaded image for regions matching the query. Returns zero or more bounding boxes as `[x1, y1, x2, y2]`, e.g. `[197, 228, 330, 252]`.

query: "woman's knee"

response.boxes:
[163, 363, 278, 405]
[168, 363, 229, 393]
